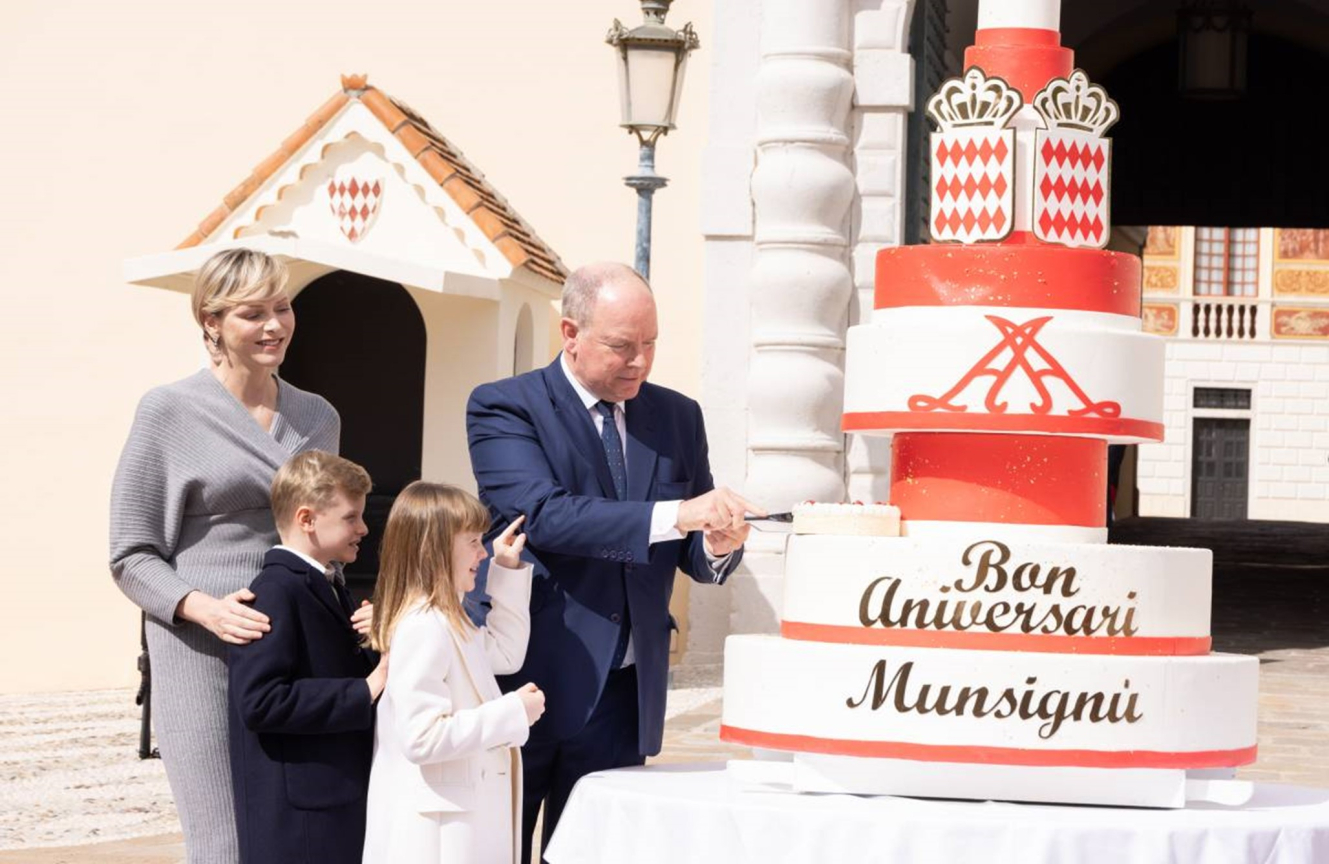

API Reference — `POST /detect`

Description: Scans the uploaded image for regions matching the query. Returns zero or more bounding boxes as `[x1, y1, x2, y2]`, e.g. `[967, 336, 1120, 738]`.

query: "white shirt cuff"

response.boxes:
[649, 500, 684, 545]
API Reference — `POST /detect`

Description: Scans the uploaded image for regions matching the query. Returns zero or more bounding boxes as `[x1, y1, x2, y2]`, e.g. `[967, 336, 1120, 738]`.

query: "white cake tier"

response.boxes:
[783, 534, 1211, 654]
[792, 502, 901, 536]
[721, 636, 1258, 769]
[842, 306, 1164, 442]
[901, 519, 1107, 545]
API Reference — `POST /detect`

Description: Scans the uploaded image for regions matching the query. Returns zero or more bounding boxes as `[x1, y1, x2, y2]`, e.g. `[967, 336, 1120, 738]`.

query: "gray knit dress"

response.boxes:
[109, 369, 339, 864]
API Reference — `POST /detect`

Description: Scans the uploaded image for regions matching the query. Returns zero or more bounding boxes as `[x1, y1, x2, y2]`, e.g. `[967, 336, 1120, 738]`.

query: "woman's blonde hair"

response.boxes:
[191, 248, 289, 327]
[368, 481, 491, 652]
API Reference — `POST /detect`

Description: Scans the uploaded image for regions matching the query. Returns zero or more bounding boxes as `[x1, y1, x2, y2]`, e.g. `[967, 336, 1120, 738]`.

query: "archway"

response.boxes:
[939, 2, 1329, 226]
[513, 302, 535, 375]
[1105, 32, 1329, 228]
[281, 271, 427, 595]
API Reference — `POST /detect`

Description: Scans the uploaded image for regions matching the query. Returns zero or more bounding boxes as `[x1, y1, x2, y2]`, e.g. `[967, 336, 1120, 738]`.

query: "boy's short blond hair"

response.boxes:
[271, 451, 372, 527]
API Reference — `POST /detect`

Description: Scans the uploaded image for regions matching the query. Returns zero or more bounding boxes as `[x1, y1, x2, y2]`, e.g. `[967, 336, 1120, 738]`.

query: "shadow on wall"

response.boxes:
[1111, 516, 1329, 654]
[1211, 564, 1329, 656]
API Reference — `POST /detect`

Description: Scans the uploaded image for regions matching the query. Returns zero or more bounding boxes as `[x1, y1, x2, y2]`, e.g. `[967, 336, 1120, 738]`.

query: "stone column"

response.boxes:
[734, 0, 856, 636]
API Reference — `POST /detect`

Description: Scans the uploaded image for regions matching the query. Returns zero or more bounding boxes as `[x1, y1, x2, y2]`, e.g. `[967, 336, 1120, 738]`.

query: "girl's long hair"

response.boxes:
[368, 481, 490, 652]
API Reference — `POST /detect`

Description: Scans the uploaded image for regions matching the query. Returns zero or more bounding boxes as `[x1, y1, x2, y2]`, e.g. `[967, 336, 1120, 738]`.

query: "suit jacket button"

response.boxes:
[610, 613, 621, 623]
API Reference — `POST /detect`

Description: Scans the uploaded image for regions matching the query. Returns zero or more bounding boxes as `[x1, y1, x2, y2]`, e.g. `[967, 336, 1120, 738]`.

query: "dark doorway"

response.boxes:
[282, 271, 427, 595]
[1106, 32, 1329, 228]
[1191, 418, 1250, 520]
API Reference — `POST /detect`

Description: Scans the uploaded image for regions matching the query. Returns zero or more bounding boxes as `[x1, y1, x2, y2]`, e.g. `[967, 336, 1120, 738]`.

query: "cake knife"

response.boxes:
[744, 512, 794, 533]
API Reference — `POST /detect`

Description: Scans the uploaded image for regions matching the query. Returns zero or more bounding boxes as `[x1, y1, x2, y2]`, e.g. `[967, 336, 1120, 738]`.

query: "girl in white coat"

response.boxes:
[362, 483, 545, 864]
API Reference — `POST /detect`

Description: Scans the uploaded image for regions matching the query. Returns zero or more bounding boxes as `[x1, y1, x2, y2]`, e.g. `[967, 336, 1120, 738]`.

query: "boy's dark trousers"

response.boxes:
[227, 548, 377, 864]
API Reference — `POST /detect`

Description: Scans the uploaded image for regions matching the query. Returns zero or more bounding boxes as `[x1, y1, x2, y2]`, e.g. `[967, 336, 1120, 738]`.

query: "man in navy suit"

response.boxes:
[467, 262, 760, 862]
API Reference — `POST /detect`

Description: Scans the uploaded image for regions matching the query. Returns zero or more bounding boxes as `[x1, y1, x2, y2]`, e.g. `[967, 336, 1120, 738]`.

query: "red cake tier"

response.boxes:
[964, 27, 1073, 101]
[890, 432, 1106, 528]
[874, 242, 1142, 317]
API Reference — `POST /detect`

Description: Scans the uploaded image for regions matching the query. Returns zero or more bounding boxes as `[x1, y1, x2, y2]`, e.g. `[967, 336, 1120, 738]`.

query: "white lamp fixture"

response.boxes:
[607, 0, 700, 146]
[1177, 0, 1251, 99]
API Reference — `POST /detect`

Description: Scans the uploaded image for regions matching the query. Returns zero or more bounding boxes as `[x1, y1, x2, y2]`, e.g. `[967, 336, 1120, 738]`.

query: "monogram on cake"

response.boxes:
[719, 0, 1258, 809]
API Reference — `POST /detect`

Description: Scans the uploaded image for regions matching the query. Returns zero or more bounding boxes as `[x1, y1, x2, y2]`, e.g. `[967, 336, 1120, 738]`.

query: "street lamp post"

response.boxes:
[606, 1, 699, 280]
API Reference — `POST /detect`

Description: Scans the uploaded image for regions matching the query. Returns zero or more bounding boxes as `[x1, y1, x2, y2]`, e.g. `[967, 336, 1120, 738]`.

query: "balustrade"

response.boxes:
[1188, 299, 1261, 340]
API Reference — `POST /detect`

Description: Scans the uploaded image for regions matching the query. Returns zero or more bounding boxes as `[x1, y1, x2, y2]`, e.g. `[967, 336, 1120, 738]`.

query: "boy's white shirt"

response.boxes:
[272, 544, 331, 579]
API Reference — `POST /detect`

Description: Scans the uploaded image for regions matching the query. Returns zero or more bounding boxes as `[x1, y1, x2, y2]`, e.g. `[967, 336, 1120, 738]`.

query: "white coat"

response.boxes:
[362, 562, 532, 864]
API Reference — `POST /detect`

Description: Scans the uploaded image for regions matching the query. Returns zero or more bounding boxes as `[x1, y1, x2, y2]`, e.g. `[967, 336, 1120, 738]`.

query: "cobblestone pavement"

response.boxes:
[3, 562, 1327, 862]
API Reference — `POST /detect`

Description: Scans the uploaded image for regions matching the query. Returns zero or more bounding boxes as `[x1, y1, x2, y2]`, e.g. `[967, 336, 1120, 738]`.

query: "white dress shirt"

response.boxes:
[559, 355, 732, 667]
[273, 544, 331, 580]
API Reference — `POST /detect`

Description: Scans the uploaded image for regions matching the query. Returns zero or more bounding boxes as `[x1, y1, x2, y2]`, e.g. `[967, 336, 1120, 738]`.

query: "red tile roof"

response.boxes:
[178, 74, 568, 284]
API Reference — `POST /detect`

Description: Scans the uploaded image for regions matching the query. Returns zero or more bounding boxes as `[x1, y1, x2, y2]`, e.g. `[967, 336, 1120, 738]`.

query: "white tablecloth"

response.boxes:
[543, 762, 1329, 864]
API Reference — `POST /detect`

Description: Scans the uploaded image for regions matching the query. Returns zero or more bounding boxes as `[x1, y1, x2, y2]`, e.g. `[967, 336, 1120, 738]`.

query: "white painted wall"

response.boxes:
[1138, 341, 1329, 521]
[1, 0, 712, 694]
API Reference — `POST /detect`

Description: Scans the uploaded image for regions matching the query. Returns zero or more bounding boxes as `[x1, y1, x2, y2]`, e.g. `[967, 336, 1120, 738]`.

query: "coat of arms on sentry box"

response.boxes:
[927, 66, 1120, 249]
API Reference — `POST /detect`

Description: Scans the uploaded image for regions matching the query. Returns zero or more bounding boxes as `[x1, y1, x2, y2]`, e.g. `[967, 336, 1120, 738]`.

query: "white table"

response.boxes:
[543, 762, 1329, 864]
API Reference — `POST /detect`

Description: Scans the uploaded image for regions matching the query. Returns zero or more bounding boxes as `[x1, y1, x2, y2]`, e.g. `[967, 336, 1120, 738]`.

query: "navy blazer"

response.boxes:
[227, 548, 377, 864]
[466, 357, 743, 755]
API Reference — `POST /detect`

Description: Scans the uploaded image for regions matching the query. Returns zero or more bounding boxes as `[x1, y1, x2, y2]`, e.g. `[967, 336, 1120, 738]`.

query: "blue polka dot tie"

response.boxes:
[596, 400, 628, 500]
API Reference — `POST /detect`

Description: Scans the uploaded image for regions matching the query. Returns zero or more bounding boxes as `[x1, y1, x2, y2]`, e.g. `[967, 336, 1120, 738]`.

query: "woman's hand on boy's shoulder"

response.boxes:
[492, 515, 527, 570]
[178, 588, 271, 645]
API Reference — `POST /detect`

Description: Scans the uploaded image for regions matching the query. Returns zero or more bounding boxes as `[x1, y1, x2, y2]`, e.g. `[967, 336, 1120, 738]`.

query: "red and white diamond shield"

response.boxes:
[930, 128, 1015, 243]
[327, 173, 383, 243]
[1033, 129, 1110, 249]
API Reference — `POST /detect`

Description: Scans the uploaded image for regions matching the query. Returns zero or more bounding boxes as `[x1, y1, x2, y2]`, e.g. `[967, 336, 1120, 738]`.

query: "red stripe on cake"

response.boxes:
[844, 412, 1164, 441]
[874, 245, 1141, 317]
[780, 622, 1212, 656]
[719, 725, 1257, 769]
[964, 28, 1073, 101]
[888, 433, 1106, 527]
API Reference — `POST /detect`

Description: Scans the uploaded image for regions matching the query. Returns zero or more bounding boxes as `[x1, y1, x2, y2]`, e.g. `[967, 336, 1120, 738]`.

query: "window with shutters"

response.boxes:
[1194, 227, 1258, 297]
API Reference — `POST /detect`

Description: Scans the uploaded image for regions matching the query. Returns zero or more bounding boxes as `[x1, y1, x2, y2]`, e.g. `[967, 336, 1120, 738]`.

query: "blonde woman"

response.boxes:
[109, 249, 343, 863]
[363, 483, 543, 864]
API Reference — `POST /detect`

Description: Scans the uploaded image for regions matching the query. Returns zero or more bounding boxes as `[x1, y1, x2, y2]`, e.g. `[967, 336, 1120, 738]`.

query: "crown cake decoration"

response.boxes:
[926, 67, 1024, 131]
[927, 67, 1021, 244]
[927, 64, 1120, 250]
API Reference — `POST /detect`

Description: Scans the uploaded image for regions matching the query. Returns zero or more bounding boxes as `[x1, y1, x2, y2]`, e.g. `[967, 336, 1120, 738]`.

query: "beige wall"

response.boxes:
[0, 0, 711, 693]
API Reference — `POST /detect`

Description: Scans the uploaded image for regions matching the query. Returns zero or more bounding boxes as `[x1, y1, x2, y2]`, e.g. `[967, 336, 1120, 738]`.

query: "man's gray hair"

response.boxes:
[561, 262, 651, 326]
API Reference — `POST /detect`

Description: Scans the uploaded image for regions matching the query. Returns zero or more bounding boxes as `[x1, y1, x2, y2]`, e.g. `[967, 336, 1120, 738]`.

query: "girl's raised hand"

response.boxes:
[492, 514, 527, 569]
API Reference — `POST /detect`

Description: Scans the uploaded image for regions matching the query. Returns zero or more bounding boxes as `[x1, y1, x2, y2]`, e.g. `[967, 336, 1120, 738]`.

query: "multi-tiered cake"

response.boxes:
[720, 0, 1259, 808]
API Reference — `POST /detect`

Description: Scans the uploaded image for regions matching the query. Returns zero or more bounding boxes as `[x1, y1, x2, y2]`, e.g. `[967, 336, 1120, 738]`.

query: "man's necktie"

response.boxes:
[596, 400, 628, 500]
[596, 400, 632, 668]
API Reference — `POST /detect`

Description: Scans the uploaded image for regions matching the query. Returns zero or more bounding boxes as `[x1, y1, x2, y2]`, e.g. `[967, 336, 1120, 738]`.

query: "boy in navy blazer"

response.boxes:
[227, 451, 388, 864]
